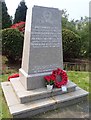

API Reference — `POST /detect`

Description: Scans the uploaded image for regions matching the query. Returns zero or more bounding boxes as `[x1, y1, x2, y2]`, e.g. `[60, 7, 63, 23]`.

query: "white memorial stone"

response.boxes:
[19, 5, 63, 90]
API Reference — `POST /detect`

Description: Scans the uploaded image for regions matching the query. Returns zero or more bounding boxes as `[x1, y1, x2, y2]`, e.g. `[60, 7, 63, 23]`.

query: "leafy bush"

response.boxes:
[62, 29, 81, 61]
[2, 28, 24, 62]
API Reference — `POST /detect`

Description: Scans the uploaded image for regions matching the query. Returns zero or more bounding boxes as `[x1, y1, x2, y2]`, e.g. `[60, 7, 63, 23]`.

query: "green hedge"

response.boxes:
[2, 28, 24, 62]
[62, 29, 81, 61]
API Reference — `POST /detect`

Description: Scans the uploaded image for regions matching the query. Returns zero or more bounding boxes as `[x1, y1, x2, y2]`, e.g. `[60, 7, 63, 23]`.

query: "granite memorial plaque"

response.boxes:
[19, 5, 63, 90]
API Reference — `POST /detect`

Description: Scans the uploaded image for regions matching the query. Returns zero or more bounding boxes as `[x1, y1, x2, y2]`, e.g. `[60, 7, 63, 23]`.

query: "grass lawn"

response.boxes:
[67, 71, 89, 92]
[0, 56, 89, 118]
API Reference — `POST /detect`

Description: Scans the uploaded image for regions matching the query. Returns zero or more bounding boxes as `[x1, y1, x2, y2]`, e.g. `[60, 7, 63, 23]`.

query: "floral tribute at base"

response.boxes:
[44, 68, 68, 88]
[8, 73, 19, 81]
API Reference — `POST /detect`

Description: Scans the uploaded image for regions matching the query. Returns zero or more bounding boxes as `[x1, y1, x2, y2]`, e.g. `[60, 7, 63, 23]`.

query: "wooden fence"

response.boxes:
[63, 62, 89, 71]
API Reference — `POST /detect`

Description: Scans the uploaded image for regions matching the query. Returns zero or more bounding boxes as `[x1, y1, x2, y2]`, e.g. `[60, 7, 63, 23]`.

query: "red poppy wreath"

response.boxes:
[44, 68, 68, 88]
[53, 68, 68, 88]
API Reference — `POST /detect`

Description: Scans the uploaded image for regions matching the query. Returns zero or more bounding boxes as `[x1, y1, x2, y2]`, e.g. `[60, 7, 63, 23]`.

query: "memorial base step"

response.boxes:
[1, 81, 88, 118]
[10, 77, 77, 103]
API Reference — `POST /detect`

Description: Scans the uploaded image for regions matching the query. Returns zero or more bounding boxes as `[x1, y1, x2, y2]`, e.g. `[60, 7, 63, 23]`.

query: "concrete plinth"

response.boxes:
[19, 68, 52, 90]
[1, 81, 89, 118]
[10, 78, 77, 103]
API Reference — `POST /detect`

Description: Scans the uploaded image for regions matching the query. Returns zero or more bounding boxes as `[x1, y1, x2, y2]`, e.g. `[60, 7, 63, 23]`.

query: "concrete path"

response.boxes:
[32, 100, 89, 118]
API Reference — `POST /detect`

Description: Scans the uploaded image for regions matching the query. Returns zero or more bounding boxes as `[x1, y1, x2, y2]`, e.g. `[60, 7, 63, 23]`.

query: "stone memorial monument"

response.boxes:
[19, 5, 63, 90]
[1, 5, 88, 118]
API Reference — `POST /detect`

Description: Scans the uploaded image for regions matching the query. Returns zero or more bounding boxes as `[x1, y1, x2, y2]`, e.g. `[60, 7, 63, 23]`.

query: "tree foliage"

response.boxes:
[76, 17, 89, 58]
[62, 10, 89, 59]
[62, 29, 81, 61]
[2, 1, 12, 29]
[13, 0, 27, 24]
[62, 9, 77, 34]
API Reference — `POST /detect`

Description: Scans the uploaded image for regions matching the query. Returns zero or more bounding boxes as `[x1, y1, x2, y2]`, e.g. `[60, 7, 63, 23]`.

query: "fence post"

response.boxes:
[63, 62, 88, 71]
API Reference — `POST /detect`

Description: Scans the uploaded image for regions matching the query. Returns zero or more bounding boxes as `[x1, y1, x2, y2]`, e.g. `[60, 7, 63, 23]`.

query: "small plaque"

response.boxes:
[61, 86, 67, 92]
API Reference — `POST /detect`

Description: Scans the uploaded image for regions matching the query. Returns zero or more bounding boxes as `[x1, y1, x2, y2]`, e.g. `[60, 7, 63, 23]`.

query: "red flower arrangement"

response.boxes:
[8, 73, 19, 81]
[10, 21, 25, 32]
[44, 68, 68, 88]
[44, 74, 55, 85]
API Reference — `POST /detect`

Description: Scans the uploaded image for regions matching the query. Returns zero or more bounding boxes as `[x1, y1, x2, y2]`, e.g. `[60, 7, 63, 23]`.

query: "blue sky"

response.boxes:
[5, 0, 90, 21]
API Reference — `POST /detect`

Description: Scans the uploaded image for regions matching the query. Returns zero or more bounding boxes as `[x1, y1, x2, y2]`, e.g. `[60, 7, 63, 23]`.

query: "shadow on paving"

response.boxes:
[32, 100, 89, 118]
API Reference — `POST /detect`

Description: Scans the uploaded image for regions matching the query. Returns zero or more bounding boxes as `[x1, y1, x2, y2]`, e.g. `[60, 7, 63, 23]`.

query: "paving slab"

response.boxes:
[10, 77, 77, 103]
[33, 100, 89, 118]
[1, 82, 19, 106]
[53, 87, 88, 103]
[1, 81, 89, 118]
